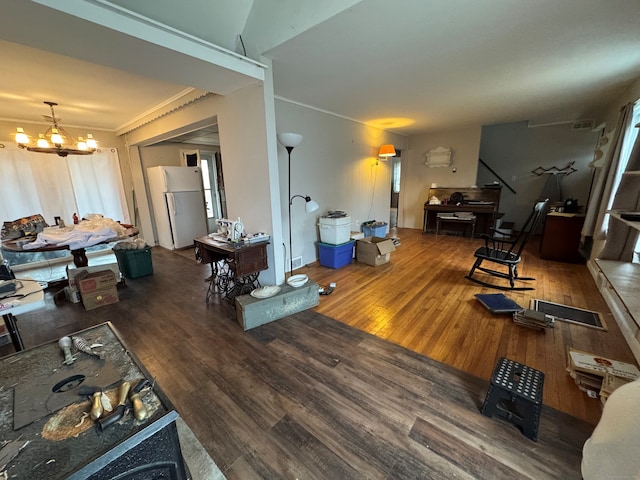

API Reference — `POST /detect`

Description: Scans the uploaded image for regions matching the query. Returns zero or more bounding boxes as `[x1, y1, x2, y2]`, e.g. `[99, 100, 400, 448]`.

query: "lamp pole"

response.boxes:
[278, 132, 304, 276]
[286, 146, 294, 275]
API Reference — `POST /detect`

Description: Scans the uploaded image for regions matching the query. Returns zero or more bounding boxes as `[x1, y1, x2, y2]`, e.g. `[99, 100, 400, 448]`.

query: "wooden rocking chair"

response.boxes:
[466, 200, 549, 290]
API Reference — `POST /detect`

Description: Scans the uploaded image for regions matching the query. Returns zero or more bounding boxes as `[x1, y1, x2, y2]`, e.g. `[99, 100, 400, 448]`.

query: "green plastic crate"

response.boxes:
[113, 246, 153, 279]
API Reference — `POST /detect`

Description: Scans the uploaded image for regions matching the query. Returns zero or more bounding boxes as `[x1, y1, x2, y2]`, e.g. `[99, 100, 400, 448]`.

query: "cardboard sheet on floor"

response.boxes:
[13, 357, 121, 430]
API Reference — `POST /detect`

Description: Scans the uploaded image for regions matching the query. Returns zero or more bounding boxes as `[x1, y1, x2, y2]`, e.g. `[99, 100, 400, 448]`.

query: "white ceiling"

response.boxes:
[1, 0, 639, 140]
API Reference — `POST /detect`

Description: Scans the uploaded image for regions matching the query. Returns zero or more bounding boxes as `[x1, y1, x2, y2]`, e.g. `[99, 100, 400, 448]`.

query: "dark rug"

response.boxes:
[531, 299, 606, 330]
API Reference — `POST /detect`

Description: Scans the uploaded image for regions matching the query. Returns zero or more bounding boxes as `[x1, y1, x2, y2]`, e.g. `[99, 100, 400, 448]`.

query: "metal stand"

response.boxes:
[205, 259, 261, 306]
[2, 312, 24, 351]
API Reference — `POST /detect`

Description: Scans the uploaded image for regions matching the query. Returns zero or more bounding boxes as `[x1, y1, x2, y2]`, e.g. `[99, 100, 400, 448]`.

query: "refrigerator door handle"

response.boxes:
[162, 169, 169, 191]
[167, 193, 177, 215]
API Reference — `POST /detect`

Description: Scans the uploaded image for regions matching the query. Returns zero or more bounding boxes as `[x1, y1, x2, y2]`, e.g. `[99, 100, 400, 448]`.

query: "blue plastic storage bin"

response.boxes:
[317, 240, 354, 269]
[362, 222, 387, 237]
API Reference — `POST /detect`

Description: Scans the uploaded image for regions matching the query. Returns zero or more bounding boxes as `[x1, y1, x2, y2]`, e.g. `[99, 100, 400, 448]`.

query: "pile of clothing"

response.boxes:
[22, 216, 127, 251]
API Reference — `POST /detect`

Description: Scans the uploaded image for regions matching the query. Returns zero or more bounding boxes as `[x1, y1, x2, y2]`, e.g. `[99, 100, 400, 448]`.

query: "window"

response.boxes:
[200, 151, 223, 220]
[605, 100, 640, 262]
[392, 157, 402, 193]
[607, 102, 640, 212]
[0, 145, 129, 267]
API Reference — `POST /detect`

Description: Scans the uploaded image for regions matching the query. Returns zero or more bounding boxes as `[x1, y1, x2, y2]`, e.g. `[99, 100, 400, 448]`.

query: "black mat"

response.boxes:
[531, 299, 606, 330]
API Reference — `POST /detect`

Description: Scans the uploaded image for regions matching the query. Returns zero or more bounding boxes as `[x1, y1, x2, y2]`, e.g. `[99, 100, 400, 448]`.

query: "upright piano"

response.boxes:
[423, 186, 502, 237]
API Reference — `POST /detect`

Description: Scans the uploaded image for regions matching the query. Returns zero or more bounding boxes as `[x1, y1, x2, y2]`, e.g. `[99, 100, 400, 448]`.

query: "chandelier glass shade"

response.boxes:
[15, 101, 98, 157]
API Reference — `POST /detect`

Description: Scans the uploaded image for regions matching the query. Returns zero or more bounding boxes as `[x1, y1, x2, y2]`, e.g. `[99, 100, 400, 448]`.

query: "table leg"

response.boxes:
[2, 313, 24, 351]
[70, 248, 89, 268]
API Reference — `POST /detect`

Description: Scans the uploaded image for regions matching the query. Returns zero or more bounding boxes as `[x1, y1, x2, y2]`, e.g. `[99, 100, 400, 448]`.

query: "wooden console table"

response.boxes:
[423, 187, 501, 237]
[193, 236, 269, 304]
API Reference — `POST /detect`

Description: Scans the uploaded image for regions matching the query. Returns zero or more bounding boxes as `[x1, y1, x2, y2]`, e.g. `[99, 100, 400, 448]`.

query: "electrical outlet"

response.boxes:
[511, 175, 516, 181]
[355, 219, 360, 226]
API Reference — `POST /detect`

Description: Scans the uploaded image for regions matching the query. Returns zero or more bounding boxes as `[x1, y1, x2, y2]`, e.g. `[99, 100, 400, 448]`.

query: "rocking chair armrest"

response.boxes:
[481, 229, 517, 250]
[479, 233, 498, 249]
[487, 227, 517, 241]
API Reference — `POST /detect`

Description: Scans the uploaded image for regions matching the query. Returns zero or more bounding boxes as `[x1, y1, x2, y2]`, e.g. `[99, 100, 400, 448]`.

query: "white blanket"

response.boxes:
[23, 217, 127, 251]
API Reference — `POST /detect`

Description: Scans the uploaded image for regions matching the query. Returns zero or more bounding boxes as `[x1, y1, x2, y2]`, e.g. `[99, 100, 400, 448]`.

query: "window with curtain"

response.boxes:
[0, 144, 129, 266]
[606, 103, 640, 213]
[597, 101, 640, 263]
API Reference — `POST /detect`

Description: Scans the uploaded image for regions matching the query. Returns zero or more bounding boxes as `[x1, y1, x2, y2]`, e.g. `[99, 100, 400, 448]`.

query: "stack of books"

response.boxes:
[512, 309, 555, 330]
[566, 348, 640, 403]
[599, 372, 633, 406]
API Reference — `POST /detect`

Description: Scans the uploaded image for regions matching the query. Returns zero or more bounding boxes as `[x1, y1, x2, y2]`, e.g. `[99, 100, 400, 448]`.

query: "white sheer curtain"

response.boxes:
[582, 103, 635, 241]
[0, 144, 129, 226]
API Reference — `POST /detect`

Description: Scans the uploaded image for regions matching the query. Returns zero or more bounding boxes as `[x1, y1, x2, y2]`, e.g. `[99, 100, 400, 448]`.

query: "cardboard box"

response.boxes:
[67, 263, 120, 288]
[81, 286, 119, 311]
[77, 270, 117, 295]
[356, 236, 395, 266]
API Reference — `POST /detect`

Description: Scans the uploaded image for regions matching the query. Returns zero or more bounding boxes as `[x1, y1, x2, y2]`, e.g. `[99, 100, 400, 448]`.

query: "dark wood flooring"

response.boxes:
[2, 238, 595, 479]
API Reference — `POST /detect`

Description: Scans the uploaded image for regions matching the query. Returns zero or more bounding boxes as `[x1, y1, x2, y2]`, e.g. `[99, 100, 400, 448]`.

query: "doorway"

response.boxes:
[390, 150, 401, 228]
[200, 151, 227, 233]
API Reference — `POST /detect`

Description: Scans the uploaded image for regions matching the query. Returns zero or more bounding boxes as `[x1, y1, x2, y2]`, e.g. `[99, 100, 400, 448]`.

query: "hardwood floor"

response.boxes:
[298, 228, 636, 425]
[2, 228, 634, 478]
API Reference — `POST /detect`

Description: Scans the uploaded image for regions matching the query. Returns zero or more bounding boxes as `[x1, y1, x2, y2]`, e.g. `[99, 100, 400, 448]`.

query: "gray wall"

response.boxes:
[479, 121, 599, 230]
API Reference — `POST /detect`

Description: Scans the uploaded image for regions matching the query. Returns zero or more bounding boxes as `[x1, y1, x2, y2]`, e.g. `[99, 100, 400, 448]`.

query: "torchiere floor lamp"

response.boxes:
[277, 132, 319, 274]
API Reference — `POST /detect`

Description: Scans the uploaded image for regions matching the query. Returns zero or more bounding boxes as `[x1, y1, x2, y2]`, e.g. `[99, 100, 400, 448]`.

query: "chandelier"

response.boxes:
[15, 101, 97, 157]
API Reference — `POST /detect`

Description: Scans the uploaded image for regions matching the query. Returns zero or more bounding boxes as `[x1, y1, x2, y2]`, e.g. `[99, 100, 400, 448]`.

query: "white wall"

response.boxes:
[124, 85, 284, 286]
[275, 100, 406, 267]
[403, 127, 482, 229]
[479, 121, 599, 229]
[597, 77, 640, 129]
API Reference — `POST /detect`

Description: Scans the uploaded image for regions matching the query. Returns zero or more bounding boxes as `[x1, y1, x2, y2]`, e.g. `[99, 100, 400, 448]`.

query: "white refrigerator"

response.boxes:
[147, 166, 208, 250]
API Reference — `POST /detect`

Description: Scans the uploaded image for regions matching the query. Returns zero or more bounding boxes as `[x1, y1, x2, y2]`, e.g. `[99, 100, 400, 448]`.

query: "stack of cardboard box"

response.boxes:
[77, 269, 119, 310]
[566, 348, 639, 405]
[65, 263, 120, 304]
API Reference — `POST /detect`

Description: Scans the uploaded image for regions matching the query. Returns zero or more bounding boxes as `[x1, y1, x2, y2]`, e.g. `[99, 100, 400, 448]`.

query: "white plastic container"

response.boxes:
[318, 216, 351, 245]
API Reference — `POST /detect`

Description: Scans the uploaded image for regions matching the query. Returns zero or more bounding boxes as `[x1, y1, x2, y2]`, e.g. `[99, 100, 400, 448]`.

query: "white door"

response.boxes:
[166, 191, 208, 249]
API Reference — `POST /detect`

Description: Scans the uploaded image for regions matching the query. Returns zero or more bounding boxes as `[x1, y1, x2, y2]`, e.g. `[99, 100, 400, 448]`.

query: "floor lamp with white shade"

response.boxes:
[277, 132, 320, 274]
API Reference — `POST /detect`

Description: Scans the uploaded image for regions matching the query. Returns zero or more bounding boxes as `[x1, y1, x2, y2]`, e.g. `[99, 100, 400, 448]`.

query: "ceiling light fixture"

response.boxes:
[15, 101, 98, 157]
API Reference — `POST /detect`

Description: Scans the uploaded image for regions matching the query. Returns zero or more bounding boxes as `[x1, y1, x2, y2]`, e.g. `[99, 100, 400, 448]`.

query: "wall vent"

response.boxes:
[291, 256, 303, 270]
[572, 120, 594, 131]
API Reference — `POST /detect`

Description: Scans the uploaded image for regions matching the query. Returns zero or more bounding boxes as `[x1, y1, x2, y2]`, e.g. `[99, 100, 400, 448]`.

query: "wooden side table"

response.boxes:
[540, 213, 585, 262]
